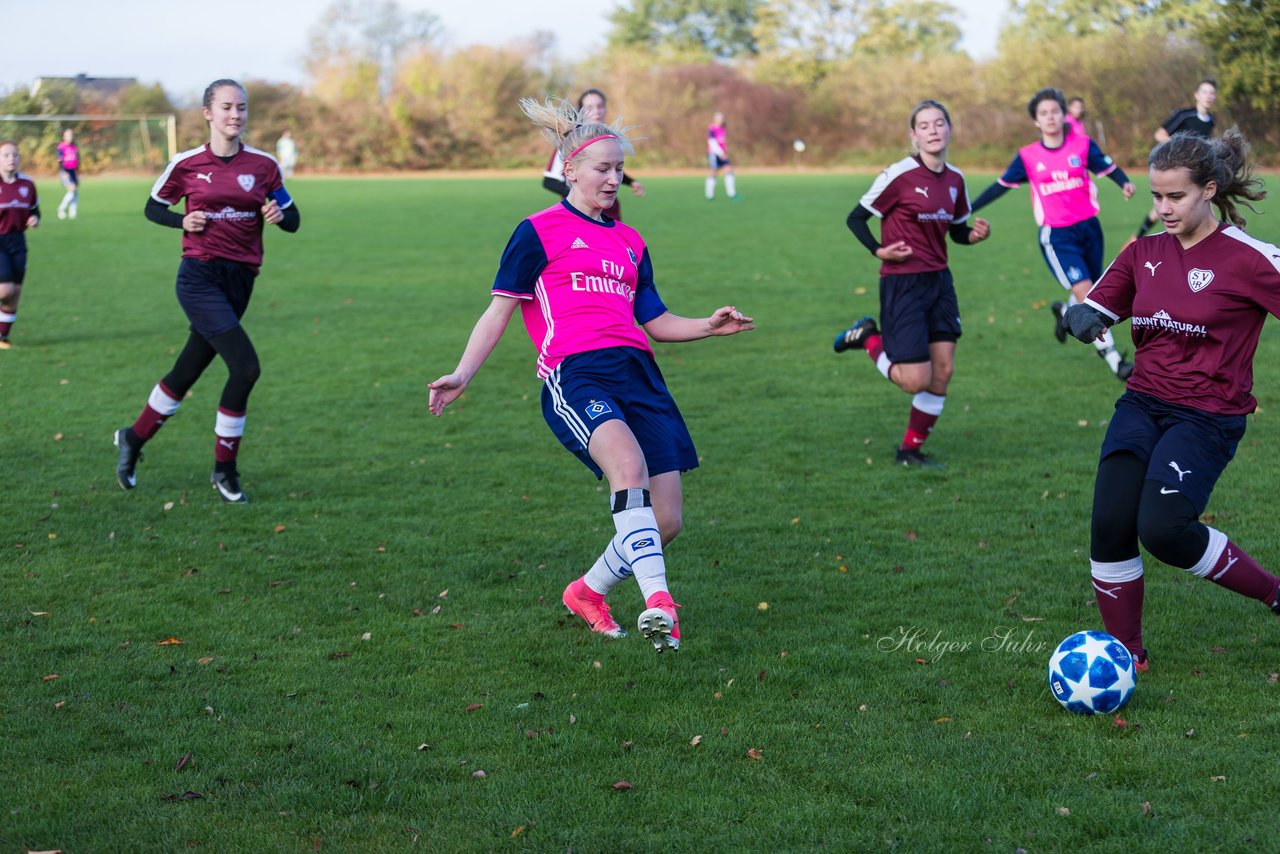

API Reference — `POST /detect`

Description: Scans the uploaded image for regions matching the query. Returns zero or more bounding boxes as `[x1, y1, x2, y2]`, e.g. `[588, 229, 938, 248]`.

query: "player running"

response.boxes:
[1063, 128, 1280, 670]
[1132, 78, 1217, 242]
[971, 87, 1136, 380]
[705, 112, 738, 200]
[542, 88, 645, 221]
[113, 79, 300, 503]
[830, 99, 990, 467]
[0, 141, 40, 349]
[430, 97, 753, 652]
[56, 129, 79, 220]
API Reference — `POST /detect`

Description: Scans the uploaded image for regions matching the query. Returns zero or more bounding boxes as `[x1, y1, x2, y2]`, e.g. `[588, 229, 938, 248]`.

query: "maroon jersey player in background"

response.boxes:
[114, 79, 300, 503]
[0, 140, 40, 349]
[1064, 128, 1280, 671]
[830, 99, 990, 467]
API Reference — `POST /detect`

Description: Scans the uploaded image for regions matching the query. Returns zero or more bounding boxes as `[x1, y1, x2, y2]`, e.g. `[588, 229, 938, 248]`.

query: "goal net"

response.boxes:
[0, 113, 176, 173]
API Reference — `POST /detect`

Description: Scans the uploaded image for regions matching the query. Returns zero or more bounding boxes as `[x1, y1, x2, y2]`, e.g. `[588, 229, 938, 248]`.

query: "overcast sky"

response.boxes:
[6, 0, 1007, 104]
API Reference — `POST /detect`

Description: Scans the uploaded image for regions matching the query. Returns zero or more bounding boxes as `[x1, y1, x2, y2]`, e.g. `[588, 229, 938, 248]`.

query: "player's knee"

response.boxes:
[0, 282, 15, 301]
[656, 510, 683, 546]
[1136, 487, 1206, 569]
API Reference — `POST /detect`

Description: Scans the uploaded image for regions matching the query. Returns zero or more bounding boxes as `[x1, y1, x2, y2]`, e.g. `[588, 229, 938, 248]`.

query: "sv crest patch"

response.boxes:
[1187, 268, 1214, 292]
[237, 174, 256, 192]
[585, 400, 613, 420]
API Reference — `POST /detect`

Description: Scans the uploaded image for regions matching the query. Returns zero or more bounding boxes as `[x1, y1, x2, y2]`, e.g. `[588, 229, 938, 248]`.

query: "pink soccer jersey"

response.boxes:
[57, 142, 79, 170]
[999, 130, 1118, 228]
[859, 155, 972, 276]
[150, 144, 288, 271]
[1086, 225, 1280, 415]
[707, 124, 728, 157]
[493, 202, 667, 379]
[0, 174, 38, 234]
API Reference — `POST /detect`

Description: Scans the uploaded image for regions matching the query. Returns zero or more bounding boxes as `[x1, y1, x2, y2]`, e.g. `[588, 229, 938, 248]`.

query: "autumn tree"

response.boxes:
[608, 0, 762, 58]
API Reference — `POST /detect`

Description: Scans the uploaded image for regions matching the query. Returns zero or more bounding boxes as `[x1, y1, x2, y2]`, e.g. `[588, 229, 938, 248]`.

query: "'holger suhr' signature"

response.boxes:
[876, 625, 1050, 662]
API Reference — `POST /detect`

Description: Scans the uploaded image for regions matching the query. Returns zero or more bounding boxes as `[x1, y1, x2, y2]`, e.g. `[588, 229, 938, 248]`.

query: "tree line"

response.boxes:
[2, 0, 1275, 174]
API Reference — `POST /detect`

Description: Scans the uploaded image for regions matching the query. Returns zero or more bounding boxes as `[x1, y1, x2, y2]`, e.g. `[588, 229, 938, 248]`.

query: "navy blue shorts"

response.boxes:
[175, 257, 256, 339]
[1099, 390, 1246, 513]
[878, 268, 961, 364]
[541, 347, 699, 479]
[61, 168, 78, 187]
[708, 154, 731, 170]
[1037, 217, 1104, 288]
[0, 234, 27, 285]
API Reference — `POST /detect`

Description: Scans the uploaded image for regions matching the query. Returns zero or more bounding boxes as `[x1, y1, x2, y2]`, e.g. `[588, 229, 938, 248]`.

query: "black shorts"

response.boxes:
[878, 269, 961, 364]
[0, 233, 28, 285]
[175, 257, 256, 339]
[1099, 390, 1246, 514]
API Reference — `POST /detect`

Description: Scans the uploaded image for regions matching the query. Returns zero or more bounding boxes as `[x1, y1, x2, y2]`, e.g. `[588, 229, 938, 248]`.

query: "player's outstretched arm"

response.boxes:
[428, 296, 520, 416]
[643, 306, 755, 342]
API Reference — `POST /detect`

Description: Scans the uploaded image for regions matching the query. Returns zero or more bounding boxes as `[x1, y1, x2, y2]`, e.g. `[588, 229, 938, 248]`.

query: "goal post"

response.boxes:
[0, 113, 177, 172]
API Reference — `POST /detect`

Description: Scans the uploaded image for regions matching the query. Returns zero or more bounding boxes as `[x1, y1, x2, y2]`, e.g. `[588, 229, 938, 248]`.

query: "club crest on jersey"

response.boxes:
[237, 174, 256, 192]
[1187, 268, 1214, 292]
[19, 186, 29, 197]
[1068, 155, 1081, 167]
[626, 247, 637, 266]
[585, 400, 613, 420]
[949, 186, 958, 204]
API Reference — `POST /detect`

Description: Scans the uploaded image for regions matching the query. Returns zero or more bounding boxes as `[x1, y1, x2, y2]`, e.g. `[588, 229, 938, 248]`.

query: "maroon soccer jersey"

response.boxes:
[150, 144, 288, 271]
[1086, 224, 1280, 414]
[0, 174, 39, 234]
[859, 156, 972, 276]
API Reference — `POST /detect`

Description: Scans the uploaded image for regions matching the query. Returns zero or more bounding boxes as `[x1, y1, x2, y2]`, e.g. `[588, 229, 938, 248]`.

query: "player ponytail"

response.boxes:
[1149, 128, 1265, 229]
[519, 97, 635, 163]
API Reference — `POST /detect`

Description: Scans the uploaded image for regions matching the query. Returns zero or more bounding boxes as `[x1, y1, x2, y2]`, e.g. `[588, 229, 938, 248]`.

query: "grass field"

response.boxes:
[4, 171, 1280, 852]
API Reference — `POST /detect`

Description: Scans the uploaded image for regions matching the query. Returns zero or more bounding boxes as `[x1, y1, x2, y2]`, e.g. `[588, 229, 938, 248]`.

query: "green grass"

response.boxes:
[4, 172, 1280, 852]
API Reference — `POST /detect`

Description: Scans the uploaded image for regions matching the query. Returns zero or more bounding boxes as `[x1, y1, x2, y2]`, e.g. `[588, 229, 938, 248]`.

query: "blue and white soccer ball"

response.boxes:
[1047, 630, 1136, 715]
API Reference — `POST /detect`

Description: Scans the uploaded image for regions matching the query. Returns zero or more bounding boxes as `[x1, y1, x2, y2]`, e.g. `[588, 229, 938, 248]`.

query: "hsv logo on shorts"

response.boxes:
[1187, 268, 1214, 292]
[585, 400, 613, 419]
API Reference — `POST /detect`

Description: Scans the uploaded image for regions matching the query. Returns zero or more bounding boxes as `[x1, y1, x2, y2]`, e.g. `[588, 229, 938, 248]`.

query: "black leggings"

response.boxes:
[162, 326, 261, 413]
[1091, 451, 1210, 569]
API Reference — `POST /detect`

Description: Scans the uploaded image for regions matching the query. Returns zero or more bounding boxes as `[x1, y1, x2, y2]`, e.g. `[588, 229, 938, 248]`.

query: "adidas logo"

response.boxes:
[571, 237, 589, 249]
[1153, 309, 1172, 321]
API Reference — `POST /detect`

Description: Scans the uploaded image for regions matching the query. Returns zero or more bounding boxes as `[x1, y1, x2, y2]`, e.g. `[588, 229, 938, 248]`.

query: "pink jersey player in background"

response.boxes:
[56, 129, 79, 220]
[705, 111, 738, 201]
[1065, 96, 1087, 139]
[1062, 128, 1280, 672]
[971, 87, 1137, 380]
[429, 96, 753, 653]
[0, 140, 40, 349]
[113, 79, 300, 503]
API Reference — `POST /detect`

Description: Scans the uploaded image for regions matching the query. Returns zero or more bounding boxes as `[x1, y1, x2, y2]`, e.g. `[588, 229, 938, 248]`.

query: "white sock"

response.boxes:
[611, 488, 668, 602]
[705, 176, 715, 200]
[1094, 328, 1121, 370]
[1066, 293, 1080, 307]
[876, 352, 892, 379]
[725, 173, 736, 197]
[582, 533, 632, 595]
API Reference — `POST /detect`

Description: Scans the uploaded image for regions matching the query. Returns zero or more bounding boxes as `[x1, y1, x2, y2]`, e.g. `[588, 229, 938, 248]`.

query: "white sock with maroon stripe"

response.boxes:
[214, 407, 245, 465]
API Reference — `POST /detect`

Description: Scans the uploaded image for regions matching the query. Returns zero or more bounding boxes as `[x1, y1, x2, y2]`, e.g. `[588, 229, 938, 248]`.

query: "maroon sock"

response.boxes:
[214, 407, 245, 465]
[900, 405, 940, 451]
[865, 333, 884, 363]
[1206, 539, 1280, 604]
[130, 382, 181, 442]
[1092, 563, 1145, 657]
[0, 320, 12, 337]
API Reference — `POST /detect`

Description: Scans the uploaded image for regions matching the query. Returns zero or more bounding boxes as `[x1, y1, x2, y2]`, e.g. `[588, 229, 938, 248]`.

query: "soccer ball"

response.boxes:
[793, 139, 806, 153]
[1047, 630, 1136, 715]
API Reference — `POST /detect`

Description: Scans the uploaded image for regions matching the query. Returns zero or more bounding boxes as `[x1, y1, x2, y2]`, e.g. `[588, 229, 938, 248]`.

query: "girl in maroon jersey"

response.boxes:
[830, 100, 990, 467]
[113, 79, 300, 503]
[0, 140, 40, 349]
[542, 88, 645, 221]
[1064, 129, 1280, 669]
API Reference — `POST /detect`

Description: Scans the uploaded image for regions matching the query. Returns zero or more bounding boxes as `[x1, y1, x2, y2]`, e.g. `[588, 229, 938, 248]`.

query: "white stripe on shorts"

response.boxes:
[1039, 225, 1073, 290]
[545, 366, 591, 448]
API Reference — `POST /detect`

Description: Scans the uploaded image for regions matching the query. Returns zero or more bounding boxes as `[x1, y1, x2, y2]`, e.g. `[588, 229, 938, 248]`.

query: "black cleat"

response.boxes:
[114, 428, 142, 490]
[1051, 301, 1068, 344]
[833, 316, 879, 353]
[211, 468, 248, 504]
[895, 448, 944, 468]
[1270, 591, 1280, 616]
[1115, 356, 1134, 381]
